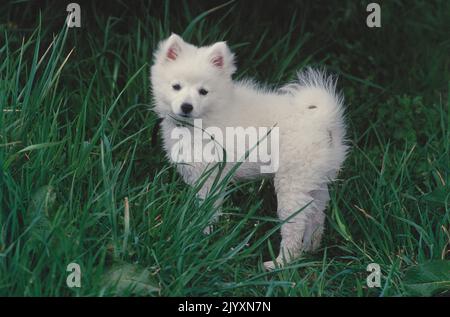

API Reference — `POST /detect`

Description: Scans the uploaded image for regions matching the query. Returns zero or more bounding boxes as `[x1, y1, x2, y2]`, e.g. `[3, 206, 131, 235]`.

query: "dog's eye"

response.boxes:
[172, 84, 181, 91]
[198, 88, 208, 96]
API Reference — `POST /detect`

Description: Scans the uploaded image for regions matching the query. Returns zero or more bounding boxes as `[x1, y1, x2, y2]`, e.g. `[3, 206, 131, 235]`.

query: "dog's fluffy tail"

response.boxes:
[281, 68, 348, 166]
[280, 67, 345, 119]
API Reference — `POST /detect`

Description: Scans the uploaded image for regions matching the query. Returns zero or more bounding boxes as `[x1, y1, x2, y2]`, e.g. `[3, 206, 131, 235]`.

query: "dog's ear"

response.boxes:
[156, 33, 184, 63]
[208, 42, 236, 76]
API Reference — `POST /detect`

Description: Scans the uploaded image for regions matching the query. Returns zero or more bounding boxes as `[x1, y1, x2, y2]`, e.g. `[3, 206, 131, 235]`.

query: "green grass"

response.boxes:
[0, 0, 449, 296]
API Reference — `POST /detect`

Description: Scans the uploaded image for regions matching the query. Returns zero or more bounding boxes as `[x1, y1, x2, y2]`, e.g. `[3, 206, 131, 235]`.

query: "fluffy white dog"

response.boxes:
[150, 34, 348, 269]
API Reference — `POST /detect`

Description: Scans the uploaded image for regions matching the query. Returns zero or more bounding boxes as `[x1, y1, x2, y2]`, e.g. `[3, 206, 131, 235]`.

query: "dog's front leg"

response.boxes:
[197, 178, 224, 235]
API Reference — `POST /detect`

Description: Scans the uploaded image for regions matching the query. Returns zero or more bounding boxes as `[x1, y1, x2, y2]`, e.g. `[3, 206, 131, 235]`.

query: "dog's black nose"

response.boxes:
[181, 103, 193, 114]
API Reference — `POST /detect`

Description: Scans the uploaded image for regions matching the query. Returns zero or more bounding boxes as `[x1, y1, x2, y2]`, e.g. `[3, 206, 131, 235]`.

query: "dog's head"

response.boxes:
[150, 34, 236, 119]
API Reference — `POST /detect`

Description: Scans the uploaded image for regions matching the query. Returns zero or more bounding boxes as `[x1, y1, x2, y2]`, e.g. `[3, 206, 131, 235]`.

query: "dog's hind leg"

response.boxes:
[264, 173, 320, 269]
[263, 176, 329, 270]
[303, 184, 329, 252]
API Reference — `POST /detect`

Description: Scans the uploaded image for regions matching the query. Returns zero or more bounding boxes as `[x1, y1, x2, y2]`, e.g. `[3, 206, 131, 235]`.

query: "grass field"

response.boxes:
[0, 0, 449, 296]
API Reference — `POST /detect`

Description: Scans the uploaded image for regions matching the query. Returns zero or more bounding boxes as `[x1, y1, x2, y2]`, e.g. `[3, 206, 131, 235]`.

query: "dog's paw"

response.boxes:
[263, 256, 284, 270]
[263, 260, 278, 271]
[202, 225, 214, 235]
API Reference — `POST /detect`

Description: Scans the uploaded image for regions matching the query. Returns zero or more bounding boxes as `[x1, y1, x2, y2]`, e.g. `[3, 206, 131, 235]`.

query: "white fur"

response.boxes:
[150, 34, 349, 269]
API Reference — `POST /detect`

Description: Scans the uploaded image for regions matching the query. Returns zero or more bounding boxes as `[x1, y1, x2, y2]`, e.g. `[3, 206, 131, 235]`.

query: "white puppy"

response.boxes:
[150, 34, 348, 269]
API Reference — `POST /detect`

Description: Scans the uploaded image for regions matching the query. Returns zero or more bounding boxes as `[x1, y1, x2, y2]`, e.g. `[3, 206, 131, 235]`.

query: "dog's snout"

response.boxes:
[181, 103, 193, 114]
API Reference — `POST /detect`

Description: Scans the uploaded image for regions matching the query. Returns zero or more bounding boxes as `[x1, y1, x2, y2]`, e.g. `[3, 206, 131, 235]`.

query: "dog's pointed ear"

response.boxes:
[165, 33, 183, 61]
[208, 42, 236, 76]
[156, 33, 185, 63]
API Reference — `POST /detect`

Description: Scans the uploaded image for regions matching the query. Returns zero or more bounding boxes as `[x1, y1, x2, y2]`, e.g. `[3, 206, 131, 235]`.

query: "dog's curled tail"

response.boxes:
[280, 67, 344, 119]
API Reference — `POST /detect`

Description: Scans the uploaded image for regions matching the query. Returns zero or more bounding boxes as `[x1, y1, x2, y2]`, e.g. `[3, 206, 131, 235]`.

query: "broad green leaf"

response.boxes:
[422, 186, 450, 205]
[27, 185, 56, 239]
[102, 263, 160, 295]
[404, 260, 450, 296]
[18, 141, 62, 154]
[29, 185, 56, 216]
